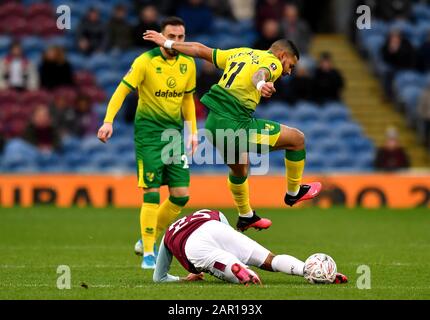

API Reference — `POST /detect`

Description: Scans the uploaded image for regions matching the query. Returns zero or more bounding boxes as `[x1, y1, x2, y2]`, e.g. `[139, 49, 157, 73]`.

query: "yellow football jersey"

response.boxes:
[201, 47, 283, 119]
[122, 47, 196, 131]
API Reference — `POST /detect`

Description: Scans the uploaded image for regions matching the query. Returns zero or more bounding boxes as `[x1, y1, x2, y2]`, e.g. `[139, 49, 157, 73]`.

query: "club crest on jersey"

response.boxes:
[146, 172, 155, 182]
[265, 123, 275, 131]
[166, 77, 177, 88]
[180, 64, 187, 74]
[270, 63, 277, 71]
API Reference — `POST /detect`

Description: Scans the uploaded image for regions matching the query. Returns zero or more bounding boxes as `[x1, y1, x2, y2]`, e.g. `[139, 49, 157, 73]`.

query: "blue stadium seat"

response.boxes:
[4, 138, 39, 159]
[96, 70, 122, 88]
[64, 153, 89, 171]
[86, 54, 115, 72]
[325, 151, 355, 171]
[362, 34, 385, 59]
[304, 150, 325, 172]
[317, 139, 343, 155]
[303, 123, 331, 142]
[293, 102, 321, 125]
[35, 152, 61, 170]
[347, 137, 374, 154]
[335, 123, 363, 140]
[394, 71, 425, 92]
[81, 136, 112, 156]
[353, 150, 375, 170]
[322, 103, 350, 124]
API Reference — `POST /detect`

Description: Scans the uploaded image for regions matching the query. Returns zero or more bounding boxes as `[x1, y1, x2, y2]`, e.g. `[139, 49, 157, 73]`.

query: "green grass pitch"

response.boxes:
[0, 207, 429, 300]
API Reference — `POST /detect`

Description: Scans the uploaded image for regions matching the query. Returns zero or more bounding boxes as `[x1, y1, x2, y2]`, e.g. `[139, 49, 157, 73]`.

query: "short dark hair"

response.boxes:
[270, 39, 300, 60]
[161, 16, 185, 31]
[286, 40, 299, 60]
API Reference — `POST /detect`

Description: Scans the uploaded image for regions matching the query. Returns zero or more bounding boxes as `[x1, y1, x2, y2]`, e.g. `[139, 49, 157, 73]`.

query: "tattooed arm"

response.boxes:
[252, 68, 276, 98]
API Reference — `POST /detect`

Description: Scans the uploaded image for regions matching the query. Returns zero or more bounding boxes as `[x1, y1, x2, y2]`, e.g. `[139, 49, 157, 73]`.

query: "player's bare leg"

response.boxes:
[272, 125, 322, 206]
[228, 157, 272, 232]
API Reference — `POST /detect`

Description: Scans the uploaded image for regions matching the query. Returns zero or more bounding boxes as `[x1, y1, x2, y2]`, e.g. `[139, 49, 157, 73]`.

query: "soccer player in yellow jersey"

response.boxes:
[143, 30, 322, 232]
[97, 17, 198, 269]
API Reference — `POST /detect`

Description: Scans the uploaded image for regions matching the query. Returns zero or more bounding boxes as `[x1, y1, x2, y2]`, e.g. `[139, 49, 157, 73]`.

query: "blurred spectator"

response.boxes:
[77, 8, 108, 55]
[281, 3, 312, 54]
[417, 85, 430, 148]
[177, 0, 214, 36]
[133, 5, 160, 48]
[0, 42, 39, 91]
[381, 30, 416, 70]
[312, 52, 344, 103]
[196, 60, 220, 98]
[39, 46, 74, 90]
[374, 126, 410, 171]
[208, 0, 236, 20]
[50, 95, 77, 138]
[381, 30, 416, 96]
[107, 4, 133, 50]
[417, 31, 430, 72]
[23, 105, 60, 153]
[283, 61, 314, 103]
[255, 0, 285, 33]
[374, 0, 412, 21]
[253, 19, 281, 50]
[74, 95, 98, 137]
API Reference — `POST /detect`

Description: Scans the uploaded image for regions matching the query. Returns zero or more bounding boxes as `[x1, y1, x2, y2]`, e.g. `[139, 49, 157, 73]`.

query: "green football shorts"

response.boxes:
[134, 125, 190, 189]
[205, 110, 281, 163]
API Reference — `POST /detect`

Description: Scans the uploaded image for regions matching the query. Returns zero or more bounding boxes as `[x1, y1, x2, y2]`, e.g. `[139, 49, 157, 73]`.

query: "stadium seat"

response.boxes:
[53, 86, 78, 105]
[27, 3, 54, 19]
[0, 2, 26, 19]
[1, 16, 28, 37]
[21, 36, 46, 53]
[322, 103, 350, 124]
[80, 136, 111, 157]
[335, 123, 363, 140]
[74, 71, 96, 87]
[293, 102, 321, 125]
[0, 90, 18, 104]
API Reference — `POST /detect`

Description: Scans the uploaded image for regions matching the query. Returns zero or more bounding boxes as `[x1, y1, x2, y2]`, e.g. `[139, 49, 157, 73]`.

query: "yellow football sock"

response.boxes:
[228, 175, 252, 216]
[285, 149, 306, 196]
[155, 196, 189, 238]
[140, 192, 160, 254]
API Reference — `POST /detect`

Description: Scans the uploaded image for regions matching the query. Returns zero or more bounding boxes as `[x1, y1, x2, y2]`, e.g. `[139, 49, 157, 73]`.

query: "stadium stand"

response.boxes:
[0, 0, 377, 174]
[356, 1, 430, 154]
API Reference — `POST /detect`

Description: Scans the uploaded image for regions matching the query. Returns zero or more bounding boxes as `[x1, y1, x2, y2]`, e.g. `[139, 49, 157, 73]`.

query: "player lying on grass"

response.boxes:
[143, 31, 322, 233]
[98, 17, 198, 269]
[153, 209, 348, 285]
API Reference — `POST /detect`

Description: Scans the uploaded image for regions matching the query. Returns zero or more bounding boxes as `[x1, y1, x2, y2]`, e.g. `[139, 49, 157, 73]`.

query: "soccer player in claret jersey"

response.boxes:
[143, 31, 322, 232]
[97, 17, 198, 269]
[153, 209, 348, 285]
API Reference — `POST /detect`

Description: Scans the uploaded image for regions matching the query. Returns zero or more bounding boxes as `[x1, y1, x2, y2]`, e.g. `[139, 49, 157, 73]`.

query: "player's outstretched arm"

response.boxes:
[153, 238, 180, 283]
[143, 30, 213, 64]
[97, 83, 131, 143]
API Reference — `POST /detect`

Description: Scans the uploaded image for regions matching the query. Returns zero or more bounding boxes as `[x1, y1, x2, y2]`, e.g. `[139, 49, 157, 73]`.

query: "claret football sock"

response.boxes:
[285, 149, 306, 197]
[228, 174, 253, 217]
[271, 255, 305, 276]
[141, 192, 160, 254]
[155, 196, 189, 239]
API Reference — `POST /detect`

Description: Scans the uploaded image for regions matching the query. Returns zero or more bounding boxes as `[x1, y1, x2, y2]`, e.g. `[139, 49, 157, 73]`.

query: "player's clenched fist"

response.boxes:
[143, 30, 167, 47]
[260, 82, 276, 98]
[97, 122, 113, 143]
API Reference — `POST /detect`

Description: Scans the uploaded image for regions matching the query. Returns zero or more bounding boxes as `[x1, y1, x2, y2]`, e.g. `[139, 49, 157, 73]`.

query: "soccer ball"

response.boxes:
[303, 253, 337, 284]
